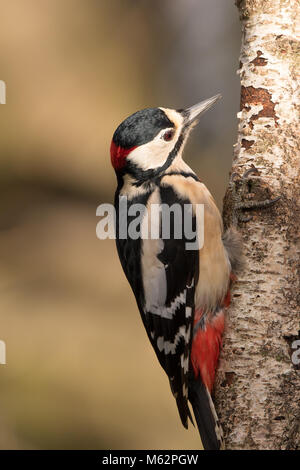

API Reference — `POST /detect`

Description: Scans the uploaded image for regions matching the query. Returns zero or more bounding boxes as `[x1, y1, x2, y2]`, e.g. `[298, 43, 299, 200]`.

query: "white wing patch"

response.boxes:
[185, 306, 192, 318]
[156, 325, 191, 355]
[180, 354, 189, 374]
[146, 289, 187, 319]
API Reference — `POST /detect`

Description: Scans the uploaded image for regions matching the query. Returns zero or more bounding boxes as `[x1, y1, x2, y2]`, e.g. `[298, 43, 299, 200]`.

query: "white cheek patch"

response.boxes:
[127, 138, 173, 170]
[127, 109, 184, 171]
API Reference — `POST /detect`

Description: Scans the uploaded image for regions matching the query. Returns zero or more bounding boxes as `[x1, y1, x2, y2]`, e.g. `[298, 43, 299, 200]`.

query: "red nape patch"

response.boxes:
[223, 289, 231, 308]
[222, 273, 238, 308]
[191, 311, 225, 392]
[110, 140, 136, 170]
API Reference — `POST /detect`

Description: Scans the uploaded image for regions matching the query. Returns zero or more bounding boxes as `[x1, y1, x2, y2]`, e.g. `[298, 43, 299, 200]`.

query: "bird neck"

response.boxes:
[117, 154, 197, 191]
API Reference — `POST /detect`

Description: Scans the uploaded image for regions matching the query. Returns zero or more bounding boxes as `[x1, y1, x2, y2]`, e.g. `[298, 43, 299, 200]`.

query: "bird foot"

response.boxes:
[228, 165, 281, 225]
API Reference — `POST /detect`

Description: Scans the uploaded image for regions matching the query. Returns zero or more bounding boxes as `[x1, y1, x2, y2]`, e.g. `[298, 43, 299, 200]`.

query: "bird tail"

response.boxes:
[189, 379, 224, 450]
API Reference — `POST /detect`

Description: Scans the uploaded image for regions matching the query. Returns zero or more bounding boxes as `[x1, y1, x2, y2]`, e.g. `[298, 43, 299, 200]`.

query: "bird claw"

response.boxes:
[235, 195, 281, 211]
[229, 165, 281, 225]
[237, 213, 253, 223]
[230, 172, 242, 182]
[230, 164, 260, 183]
[242, 166, 260, 179]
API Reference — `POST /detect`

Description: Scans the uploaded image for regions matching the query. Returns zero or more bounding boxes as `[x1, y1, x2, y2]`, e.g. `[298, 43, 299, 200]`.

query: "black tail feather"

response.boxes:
[189, 379, 224, 450]
[175, 393, 194, 429]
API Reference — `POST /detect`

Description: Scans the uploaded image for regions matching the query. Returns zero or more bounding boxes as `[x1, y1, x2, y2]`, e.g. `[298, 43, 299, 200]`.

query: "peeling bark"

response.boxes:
[215, 0, 300, 449]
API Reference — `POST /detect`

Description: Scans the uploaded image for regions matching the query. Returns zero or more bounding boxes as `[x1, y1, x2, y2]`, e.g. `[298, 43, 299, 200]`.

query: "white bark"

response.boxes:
[215, 0, 300, 449]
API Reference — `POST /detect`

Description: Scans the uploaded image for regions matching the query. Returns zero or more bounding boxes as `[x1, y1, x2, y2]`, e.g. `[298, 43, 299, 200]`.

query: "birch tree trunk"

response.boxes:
[215, 0, 300, 450]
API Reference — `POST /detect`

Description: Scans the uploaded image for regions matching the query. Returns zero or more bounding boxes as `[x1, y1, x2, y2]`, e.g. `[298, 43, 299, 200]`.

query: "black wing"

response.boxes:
[115, 184, 199, 427]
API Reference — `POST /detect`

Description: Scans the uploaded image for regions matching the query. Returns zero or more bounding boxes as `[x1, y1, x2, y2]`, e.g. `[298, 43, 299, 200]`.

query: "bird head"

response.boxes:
[110, 94, 221, 180]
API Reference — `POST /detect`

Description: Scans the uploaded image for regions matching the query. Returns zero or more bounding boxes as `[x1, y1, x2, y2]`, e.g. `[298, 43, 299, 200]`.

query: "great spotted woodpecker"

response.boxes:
[110, 96, 242, 450]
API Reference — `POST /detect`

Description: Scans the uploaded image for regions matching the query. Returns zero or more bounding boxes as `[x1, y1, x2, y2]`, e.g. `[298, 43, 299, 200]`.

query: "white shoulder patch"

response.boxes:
[141, 188, 168, 312]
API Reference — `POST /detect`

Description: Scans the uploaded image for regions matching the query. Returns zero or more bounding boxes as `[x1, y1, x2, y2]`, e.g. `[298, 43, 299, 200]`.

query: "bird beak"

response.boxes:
[184, 94, 222, 125]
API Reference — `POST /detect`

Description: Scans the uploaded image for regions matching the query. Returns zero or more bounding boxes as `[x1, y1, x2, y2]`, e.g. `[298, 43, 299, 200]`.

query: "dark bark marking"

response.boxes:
[241, 139, 255, 149]
[240, 85, 279, 127]
[251, 50, 268, 66]
[220, 371, 236, 387]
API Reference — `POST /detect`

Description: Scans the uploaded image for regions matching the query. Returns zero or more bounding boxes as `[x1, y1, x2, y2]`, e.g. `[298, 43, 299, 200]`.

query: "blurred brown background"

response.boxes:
[0, 0, 240, 449]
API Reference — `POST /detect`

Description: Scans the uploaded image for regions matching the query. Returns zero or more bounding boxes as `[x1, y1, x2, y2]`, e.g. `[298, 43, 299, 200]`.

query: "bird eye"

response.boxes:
[162, 130, 174, 142]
